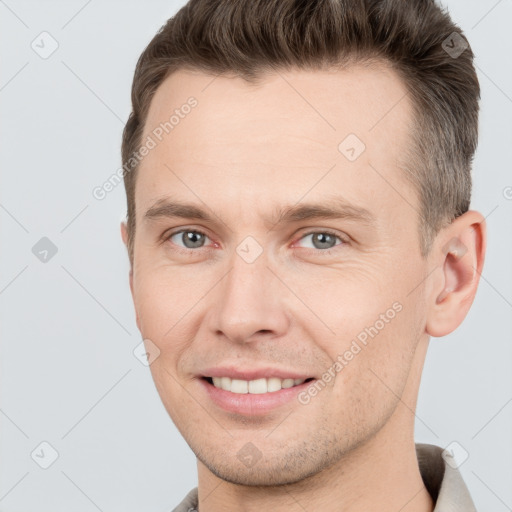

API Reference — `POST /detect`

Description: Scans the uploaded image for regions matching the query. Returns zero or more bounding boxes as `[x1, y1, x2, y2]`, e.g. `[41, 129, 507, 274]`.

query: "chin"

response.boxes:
[195, 443, 337, 487]
[201, 459, 313, 487]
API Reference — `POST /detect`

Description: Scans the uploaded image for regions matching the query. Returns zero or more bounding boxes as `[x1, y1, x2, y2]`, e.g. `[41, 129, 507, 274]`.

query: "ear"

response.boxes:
[120, 219, 133, 279]
[120, 220, 140, 331]
[425, 210, 486, 338]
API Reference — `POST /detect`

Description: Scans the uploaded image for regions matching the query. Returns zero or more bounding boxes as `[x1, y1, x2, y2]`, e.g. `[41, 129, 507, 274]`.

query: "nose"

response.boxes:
[208, 247, 290, 345]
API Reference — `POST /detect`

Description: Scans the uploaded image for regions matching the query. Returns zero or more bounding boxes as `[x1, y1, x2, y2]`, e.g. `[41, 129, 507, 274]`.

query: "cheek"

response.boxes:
[298, 265, 419, 403]
[292, 251, 423, 341]
[331, 298, 419, 410]
[286, 262, 396, 339]
[133, 265, 204, 338]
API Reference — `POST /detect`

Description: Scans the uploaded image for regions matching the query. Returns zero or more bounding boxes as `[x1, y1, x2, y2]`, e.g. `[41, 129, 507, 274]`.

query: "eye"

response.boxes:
[164, 228, 347, 254]
[295, 230, 345, 251]
[167, 229, 211, 250]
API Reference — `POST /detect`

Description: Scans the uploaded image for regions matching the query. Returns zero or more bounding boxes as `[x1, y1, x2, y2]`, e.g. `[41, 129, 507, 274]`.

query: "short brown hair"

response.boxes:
[121, 0, 480, 265]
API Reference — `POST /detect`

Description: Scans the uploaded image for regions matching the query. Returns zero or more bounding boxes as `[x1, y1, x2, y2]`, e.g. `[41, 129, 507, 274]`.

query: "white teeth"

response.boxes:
[230, 379, 248, 393]
[220, 377, 232, 391]
[281, 378, 294, 389]
[267, 377, 282, 392]
[210, 376, 307, 393]
[248, 378, 267, 394]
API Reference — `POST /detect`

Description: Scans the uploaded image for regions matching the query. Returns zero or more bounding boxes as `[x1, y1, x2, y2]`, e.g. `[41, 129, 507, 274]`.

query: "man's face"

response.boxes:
[127, 64, 432, 485]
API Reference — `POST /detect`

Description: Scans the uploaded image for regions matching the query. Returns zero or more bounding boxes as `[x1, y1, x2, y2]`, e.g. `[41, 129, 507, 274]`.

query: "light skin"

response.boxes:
[121, 63, 486, 512]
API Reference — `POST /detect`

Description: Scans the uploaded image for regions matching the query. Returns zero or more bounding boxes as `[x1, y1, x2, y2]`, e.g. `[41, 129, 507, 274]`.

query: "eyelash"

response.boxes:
[164, 228, 348, 255]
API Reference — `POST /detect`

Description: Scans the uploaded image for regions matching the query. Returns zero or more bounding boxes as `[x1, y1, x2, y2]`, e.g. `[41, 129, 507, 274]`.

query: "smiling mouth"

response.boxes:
[202, 376, 315, 394]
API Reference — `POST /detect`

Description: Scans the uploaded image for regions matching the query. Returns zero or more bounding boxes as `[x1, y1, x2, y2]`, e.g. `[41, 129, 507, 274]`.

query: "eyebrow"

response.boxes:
[143, 196, 376, 228]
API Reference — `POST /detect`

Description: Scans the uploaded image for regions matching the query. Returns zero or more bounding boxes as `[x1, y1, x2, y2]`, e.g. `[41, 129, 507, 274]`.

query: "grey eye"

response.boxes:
[170, 230, 208, 249]
[298, 232, 342, 250]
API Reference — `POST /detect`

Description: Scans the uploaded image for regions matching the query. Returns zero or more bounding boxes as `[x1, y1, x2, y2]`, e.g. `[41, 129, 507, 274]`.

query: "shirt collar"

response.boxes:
[416, 443, 477, 511]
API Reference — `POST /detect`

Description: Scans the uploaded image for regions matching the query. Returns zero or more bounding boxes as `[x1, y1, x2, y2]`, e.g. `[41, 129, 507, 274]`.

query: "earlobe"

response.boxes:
[426, 211, 486, 337]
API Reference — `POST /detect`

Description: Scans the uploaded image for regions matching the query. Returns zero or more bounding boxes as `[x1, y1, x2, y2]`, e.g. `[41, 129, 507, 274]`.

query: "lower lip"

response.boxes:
[199, 378, 315, 416]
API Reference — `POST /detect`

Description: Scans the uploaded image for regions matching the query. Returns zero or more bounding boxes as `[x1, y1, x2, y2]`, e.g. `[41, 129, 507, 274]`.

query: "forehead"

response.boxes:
[136, 64, 417, 229]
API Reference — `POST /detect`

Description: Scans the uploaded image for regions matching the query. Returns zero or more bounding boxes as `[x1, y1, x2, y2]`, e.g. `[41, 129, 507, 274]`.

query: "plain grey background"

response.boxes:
[1, 0, 511, 510]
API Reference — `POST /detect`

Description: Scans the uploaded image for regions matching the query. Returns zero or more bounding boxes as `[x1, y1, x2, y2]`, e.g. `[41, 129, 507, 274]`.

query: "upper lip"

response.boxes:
[199, 366, 315, 381]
